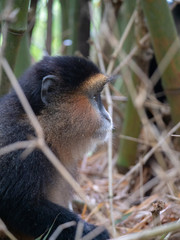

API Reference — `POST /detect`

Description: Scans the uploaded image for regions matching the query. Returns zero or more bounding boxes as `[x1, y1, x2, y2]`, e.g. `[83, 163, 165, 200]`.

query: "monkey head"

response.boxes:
[20, 56, 113, 160]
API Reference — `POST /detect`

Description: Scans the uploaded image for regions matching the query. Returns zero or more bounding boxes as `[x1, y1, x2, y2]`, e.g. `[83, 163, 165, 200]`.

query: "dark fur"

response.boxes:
[0, 57, 109, 240]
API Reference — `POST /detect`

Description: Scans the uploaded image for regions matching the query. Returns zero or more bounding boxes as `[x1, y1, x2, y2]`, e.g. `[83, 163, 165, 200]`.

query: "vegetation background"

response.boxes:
[1, 0, 180, 239]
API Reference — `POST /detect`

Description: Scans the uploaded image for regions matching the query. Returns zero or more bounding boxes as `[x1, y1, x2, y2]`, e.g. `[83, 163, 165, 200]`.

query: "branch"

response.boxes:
[114, 220, 180, 240]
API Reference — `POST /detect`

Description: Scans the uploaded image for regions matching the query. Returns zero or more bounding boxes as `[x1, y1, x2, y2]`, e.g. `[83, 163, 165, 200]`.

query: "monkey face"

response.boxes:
[95, 103, 112, 142]
[41, 72, 112, 136]
[88, 91, 112, 143]
[80, 73, 113, 143]
[36, 57, 113, 158]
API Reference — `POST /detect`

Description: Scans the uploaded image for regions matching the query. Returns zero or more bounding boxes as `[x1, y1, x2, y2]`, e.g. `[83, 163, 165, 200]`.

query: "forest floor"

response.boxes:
[75, 141, 180, 240]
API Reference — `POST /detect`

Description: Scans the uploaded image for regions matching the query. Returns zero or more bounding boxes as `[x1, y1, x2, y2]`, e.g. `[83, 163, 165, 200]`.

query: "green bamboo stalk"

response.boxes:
[118, 0, 136, 53]
[141, 0, 180, 127]
[60, 0, 70, 43]
[117, 0, 143, 172]
[60, 0, 80, 55]
[46, 0, 53, 55]
[0, 0, 30, 96]
[68, 0, 80, 55]
[14, 32, 31, 78]
[117, 89, 142, 173]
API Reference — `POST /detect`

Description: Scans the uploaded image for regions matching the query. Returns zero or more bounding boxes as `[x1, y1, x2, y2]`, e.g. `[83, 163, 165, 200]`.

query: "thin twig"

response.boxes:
[49, 221, 76, 240]
[0, 140, 36, 156]
[119, 135, 151, 146]
[81, 226, 107, 240]
[89, 2, 115, 237]
[113, 33, 150, 75]
[114, 220, 180, 240]
[0, 219, 17, 240]
[150, 37, 180, 88]
[107, 9, 137, 75]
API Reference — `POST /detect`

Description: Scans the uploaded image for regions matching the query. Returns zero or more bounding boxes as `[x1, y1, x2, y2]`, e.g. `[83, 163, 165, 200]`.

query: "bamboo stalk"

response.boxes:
[117, 1, 151, 171]
[46, 0, 53, 55]
[0, 0, 30, 96]
[141, 0, 180, 130]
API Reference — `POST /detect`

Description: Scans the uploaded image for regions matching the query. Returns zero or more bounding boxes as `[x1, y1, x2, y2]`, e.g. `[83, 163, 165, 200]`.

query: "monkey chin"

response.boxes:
[96, 113, 113, 141]
[93, 128, 112, 143]
[91, 118, 113, 150]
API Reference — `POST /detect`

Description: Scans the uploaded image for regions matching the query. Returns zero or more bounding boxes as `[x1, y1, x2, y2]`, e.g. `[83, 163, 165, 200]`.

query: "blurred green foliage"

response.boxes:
[30, 0, 101, 61]
[30, 0, 61, 60]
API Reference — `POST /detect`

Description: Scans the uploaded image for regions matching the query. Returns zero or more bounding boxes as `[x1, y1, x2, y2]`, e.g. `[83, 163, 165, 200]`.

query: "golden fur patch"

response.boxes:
[80, 73, 108, 92]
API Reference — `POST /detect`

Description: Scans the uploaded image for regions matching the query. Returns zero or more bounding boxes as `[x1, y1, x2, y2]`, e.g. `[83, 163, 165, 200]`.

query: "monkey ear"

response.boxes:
[41, 75, 58, 105]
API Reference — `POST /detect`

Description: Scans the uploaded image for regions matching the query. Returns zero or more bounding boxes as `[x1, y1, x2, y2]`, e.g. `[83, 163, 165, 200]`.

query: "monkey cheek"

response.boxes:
[93, 129, 110, 143]
[93, 113, 113, 143]
[102, 109, 113, 133]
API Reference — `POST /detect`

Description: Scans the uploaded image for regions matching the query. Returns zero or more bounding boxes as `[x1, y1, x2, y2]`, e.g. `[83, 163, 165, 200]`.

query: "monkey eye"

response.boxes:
[93, 94, 98, 100]
[93, 92, 101, 102]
